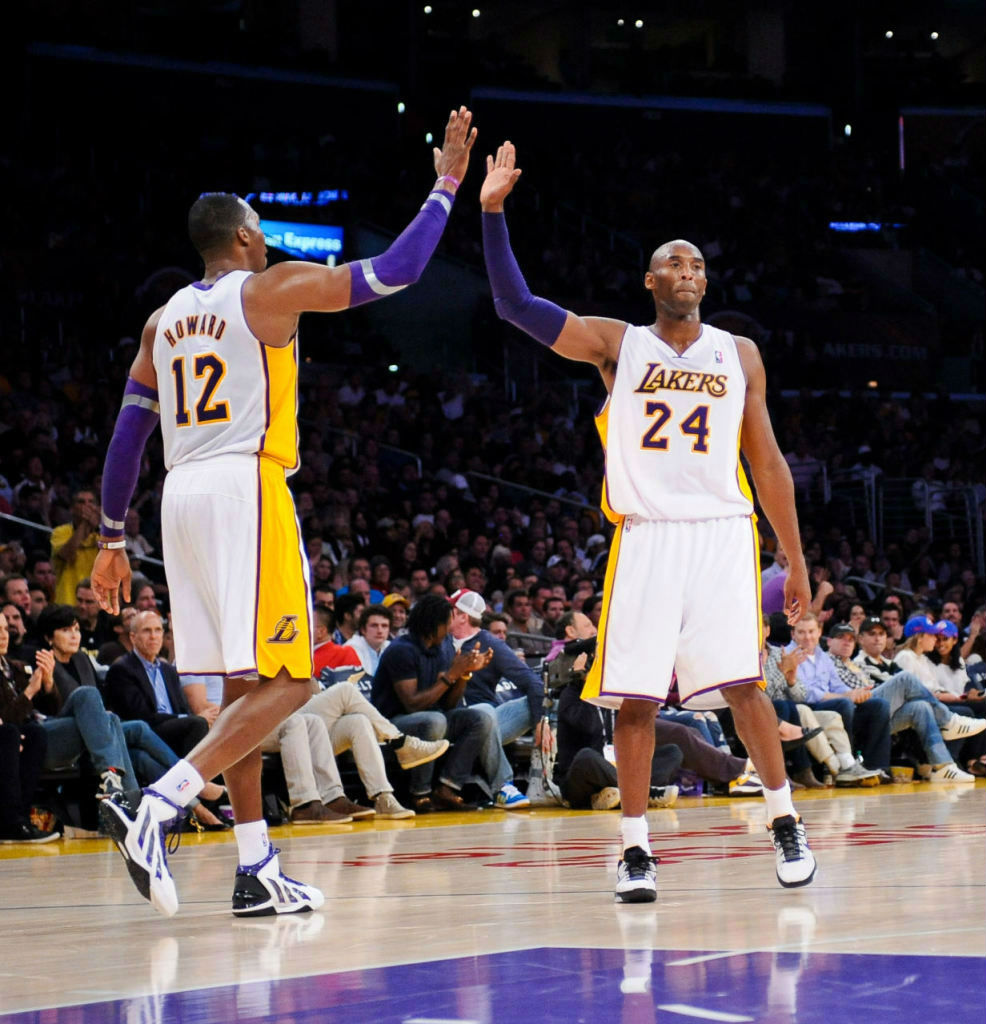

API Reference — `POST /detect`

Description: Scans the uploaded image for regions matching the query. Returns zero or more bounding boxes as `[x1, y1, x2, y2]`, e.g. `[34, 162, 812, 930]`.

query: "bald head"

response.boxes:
[649, 239, 704, 270]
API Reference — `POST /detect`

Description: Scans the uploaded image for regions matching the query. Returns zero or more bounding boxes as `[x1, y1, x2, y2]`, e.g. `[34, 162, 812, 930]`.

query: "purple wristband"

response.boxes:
[100, 378, 160, 537]
[349, 188, 455, 307]
[482, 212, 567, 347]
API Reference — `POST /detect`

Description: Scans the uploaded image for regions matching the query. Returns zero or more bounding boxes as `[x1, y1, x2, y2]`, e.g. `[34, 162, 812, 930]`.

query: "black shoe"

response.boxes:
[781, 726, 823, 752]
[0, 821, 59, 844]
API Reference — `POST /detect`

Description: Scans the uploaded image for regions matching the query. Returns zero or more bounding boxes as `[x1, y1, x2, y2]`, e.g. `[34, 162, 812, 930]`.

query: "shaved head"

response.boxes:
[649, 239, 704, 269]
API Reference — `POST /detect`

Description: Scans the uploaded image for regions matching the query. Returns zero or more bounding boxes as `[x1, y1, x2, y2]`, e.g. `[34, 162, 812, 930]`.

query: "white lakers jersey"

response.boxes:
[595, 323, 754, 522]
[153, 270, 300, 473]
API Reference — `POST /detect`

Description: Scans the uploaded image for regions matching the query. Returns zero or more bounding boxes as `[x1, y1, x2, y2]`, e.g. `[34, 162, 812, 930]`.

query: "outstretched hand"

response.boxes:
[91, 548, 133, 615]
[480, 142, 523, 212]
[433, 106, 478, 185]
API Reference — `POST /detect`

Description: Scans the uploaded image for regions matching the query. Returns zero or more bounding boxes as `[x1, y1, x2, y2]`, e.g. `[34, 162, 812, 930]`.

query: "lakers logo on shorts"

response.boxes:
[267, 615, 300, 644]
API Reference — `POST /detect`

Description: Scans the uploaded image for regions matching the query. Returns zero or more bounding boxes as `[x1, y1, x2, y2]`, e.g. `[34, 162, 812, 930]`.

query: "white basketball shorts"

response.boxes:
[161, 453, 313, 680]
[582, 514, 764, 709]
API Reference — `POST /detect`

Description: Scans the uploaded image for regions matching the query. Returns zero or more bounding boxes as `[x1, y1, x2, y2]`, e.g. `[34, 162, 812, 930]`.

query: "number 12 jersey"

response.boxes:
[153, 270, 300, 474]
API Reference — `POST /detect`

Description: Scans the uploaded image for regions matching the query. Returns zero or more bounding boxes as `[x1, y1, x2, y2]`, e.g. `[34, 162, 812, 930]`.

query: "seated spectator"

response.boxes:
[96, 606, 138, 666]
[34, 604, 139, 798]
[0, 612, 57, 842]
[503, 589, 547, 658]
[302, 678, 448, 819]
[445, 588, 542, 809]
[1, 600, 37, 663]
[2, 574, 39, 641]
[540, 595, 567, 638]
[49, 489, 100, 605]
[383, 592, 409, 637]
[74, 578, 114, 658]
[785, 613, 893, 779]
[337, 557, 385, 603]
[104, 611, 212, 756]
[928, 622, 985, 721]
[345, 604, 392, 676]
[893, 616, 943, 688]
[332, 592, 367, 646]
[879, 603, 905, 655]
[371, 594, 496, 812]
[312, 604, 363, 677]
[853, 617, 985, 781]
[763, 622, 873, 788]
[34, 606, 225, 823]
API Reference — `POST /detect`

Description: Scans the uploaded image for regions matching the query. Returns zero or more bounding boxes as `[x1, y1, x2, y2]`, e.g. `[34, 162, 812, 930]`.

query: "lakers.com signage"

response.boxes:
[260, 220, 344, 264]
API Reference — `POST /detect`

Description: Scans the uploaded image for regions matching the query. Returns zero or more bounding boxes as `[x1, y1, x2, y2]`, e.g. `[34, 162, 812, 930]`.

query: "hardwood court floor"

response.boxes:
[0, 782, 983, 1023]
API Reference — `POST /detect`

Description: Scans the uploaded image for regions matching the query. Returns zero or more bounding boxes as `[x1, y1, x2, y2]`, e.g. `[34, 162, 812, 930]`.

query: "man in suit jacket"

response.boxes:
[105, 611, 209, 758]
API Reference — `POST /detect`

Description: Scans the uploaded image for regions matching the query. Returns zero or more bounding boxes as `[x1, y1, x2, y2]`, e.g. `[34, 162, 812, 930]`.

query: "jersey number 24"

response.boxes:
[640, 402, 710, 453]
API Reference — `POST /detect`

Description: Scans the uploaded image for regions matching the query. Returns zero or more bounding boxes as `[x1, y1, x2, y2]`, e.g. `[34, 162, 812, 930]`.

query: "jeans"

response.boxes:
[470, 698, 534, 794]
[121, 719, 182, 783]
[41, 686, 137, 785]
[391, 711, 448, 796]
[871, 674, 954, 766]
[441, 706, 497, 793]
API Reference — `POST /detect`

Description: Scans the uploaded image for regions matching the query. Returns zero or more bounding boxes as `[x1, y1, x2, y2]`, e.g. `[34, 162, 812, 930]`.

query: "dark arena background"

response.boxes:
[1, 3, 983, 1023]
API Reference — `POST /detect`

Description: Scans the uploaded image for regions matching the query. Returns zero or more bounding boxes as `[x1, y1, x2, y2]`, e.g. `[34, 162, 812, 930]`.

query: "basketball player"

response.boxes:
[90, 107, 478, 918]
[479, 142, 816, 901]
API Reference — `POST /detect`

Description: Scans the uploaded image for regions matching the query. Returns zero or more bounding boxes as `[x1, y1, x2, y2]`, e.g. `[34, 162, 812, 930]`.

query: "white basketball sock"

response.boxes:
[621, 815, 651, 856]
[151, 760, 205, 808]
[763, 780, 797, 823]
[234, 819, 271, 867]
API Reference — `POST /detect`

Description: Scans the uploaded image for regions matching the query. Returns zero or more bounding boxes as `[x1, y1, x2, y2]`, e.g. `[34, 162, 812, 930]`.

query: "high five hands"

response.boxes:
[480, 141, 523, 212]
[433, 107, 478, 186]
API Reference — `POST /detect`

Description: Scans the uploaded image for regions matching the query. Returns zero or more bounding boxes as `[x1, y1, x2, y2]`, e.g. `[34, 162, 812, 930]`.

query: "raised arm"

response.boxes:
[480, 142, 625, 388]
[735, 336, 811, 625]
[242, 107, 477, 345]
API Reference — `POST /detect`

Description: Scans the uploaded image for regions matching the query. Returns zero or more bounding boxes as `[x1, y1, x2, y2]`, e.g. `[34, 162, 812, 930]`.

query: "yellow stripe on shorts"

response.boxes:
[582, 516, 625, 703]
[254, 458, 314, 680]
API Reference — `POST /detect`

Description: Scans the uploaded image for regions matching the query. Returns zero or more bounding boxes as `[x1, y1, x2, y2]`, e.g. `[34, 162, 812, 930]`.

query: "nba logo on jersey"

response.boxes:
[267, 615, 300, 644]
[714, 350, 724, 363]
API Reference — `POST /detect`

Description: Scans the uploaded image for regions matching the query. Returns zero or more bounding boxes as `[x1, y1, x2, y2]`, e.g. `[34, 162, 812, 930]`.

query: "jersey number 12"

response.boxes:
[171, 354, 230, 427]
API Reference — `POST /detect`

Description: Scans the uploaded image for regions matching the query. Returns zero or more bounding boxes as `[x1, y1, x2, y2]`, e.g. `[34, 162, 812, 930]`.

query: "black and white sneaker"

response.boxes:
[98, 788, 183, 917]
[768, 815, 817, 888]
[615, 846, 658, 903]
[232, 846, 325, 917]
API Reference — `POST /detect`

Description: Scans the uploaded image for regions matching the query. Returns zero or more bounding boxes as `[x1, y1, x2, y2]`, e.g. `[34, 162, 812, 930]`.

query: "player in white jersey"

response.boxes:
[480, 142, 816, 900]
[90, 107, 478, 918]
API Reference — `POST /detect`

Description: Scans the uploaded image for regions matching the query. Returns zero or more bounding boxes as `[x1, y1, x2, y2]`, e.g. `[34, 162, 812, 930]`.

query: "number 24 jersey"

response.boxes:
[595, 323, 754, 523]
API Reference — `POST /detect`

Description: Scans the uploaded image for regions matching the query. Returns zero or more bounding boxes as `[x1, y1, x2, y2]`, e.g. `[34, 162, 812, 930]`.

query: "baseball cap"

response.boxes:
[903, 615, 936, 638]
[829, 624, 855, 638]
[858, 616, 886, 634]
[586, 534, 606, 548]
[546, 555, 568, 568]
[382, 593, 409, 609]
[935, 620, 959, 639]
[449, 588, 487, 619]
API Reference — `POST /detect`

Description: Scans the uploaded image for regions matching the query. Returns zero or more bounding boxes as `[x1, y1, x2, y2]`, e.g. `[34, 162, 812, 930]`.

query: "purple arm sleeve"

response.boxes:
[482, 211, 568, 347]
[348, 189, 455, 307]
[99, 378, 160, 538]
